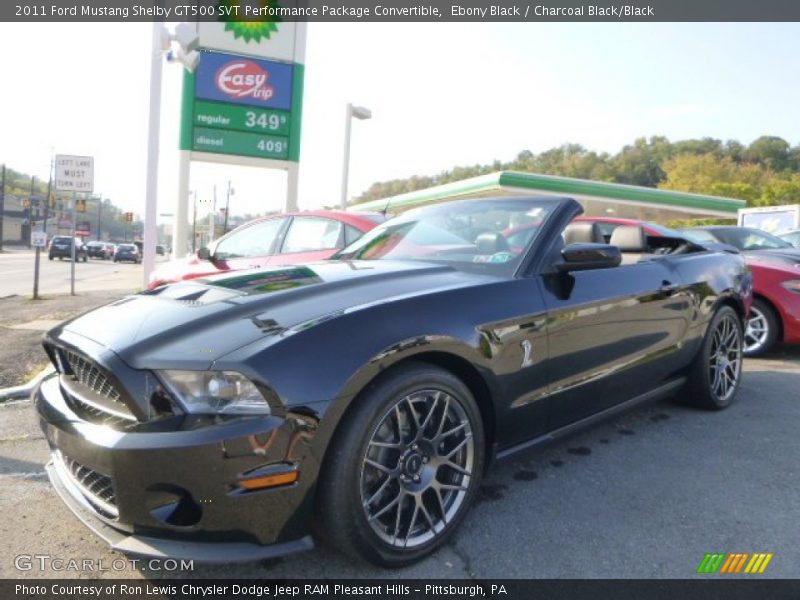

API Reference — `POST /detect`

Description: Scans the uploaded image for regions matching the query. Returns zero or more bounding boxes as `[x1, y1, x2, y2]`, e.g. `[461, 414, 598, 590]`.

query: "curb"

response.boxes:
[0, 366, 56, 402]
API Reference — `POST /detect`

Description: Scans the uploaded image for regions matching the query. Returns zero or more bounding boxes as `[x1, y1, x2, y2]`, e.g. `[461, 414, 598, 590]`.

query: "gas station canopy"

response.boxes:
[353, 171, 745, 222]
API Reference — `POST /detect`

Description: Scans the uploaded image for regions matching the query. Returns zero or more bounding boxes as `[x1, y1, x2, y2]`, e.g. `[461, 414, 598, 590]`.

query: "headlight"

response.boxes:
[158, 370, 272, 415]
[780, 279, 800, 294]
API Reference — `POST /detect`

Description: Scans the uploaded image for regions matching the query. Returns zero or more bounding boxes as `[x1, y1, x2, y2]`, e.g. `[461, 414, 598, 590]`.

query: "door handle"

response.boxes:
[660, 281, 680, 294]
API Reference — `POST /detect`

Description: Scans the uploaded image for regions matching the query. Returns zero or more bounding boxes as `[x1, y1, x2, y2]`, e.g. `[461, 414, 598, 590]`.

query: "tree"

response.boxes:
[758, 174, 800, 207]
[745, 136, 791, 171]
[353, 134, 800, 210]
[611, 136, 673, 186]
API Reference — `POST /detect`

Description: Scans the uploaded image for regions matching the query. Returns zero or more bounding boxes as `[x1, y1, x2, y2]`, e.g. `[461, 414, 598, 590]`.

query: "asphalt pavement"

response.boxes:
[0, 249, 166, 298]
[1, 348, 798, 579]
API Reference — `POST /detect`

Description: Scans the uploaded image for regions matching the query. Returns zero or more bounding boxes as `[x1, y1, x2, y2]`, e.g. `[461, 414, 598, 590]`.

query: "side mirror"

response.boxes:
[197, 247, 212, 261]
[556, 243, 621, 272]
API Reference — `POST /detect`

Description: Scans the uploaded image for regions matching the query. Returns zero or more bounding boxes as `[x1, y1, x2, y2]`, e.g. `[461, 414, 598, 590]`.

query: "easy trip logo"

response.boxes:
[215, 61, 275, 101]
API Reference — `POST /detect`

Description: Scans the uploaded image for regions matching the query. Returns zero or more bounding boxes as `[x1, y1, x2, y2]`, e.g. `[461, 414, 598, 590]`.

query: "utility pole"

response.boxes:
[97, 194, 103, 242]
[43, 164, 52, 234]
[223, 180, 232, 234]
[191, 190, 197, 254]
[0, 164, 5, 252]
[70, 193, 77, 296]
[208, 185, 217, 244]
[26, 176, 35, 248]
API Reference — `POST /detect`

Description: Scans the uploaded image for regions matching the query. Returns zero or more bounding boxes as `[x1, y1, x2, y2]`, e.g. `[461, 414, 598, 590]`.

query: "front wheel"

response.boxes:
[318, 363, 485, 567]
[686, 306, 743, 410]
[743, 299, 778, 356]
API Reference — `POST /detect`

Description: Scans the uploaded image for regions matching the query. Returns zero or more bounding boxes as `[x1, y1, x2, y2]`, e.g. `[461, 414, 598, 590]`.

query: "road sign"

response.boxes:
[197, 22, 300, 64]
[77, 220, 91, 235]
[193, 127, 289, 160]
[30, 231, 47, 248]
[55, 155, 94, 193]
[182, 51, 300, 162]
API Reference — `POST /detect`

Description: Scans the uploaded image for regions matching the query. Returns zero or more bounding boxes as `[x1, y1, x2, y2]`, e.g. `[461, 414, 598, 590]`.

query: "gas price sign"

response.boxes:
[185, 51, 301, 161]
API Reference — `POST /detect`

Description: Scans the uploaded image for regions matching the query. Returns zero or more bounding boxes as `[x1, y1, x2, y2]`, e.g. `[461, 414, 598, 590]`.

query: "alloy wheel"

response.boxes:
[360, 389, 474, 549]
[743, 306, 769, 354]
[708, 314, 742, 402]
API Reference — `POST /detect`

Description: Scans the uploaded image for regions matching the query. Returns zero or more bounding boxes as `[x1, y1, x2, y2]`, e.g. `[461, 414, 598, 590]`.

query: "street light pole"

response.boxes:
[340, 103, 372, 209]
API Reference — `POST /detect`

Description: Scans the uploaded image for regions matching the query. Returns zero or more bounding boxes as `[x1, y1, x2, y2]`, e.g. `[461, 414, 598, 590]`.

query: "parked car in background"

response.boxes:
[778, 230, 800, 248]
[147, 210, 388, 289]
[680, 226, 800, 265]
[679, 226, 800, 355]
[48, 236, 87, 262]
[36, 197, 750, 567]
[86, 241, 114, 260]
[114, 243, 141, 264]
[573, 216, 675, 240]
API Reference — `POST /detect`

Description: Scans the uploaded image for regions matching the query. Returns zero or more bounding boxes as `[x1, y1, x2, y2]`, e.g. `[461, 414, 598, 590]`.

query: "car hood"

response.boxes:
[53, 260, 493, 370]
[744, 248, 800, 266]
[149, 254, 225, 284]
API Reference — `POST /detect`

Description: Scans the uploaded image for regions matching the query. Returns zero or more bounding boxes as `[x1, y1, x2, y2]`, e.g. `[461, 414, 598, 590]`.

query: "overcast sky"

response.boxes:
[1, 22, 799, 220]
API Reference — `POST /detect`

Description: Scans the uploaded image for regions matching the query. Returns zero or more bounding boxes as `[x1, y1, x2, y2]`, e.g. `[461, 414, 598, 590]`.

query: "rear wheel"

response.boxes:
[318, 363, 484, 567]
[743, 299, 778, 356]
[686, 306, 743, 410]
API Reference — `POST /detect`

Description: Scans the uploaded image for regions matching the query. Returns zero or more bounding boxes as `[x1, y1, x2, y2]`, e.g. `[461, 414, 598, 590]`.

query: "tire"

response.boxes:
[48, 256, 53, 261]
[317, 363, 485, 567]
[743, 298, 779, 356]
[686, 306, 744, 410]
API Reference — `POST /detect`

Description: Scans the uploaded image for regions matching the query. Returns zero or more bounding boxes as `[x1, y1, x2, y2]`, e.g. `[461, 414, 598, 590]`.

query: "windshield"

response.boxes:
[334, 198, 557, 274]
[701, 228, 792, 250]
[679, 229, 719, 243]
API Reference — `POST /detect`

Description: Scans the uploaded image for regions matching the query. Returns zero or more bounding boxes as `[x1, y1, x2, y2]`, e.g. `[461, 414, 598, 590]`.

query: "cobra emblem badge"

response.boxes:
[520, 340, 534, 368]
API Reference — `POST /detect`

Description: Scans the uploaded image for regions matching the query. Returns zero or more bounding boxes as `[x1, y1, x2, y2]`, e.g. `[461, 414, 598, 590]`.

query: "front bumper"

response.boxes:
[776, 291, 800, 345]
[35, 373, 320, 563]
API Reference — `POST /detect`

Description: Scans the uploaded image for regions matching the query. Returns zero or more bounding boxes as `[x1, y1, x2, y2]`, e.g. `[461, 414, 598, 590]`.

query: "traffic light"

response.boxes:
[76, 199, 86, 213]
[125, 212, 134, 223]
[49, 194, 56, 209]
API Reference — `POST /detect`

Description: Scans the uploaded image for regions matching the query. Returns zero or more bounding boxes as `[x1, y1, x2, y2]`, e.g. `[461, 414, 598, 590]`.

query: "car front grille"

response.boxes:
[63, 349, 123, 402]
[45, 344, 139, 429]
[55, 451, 118, 519]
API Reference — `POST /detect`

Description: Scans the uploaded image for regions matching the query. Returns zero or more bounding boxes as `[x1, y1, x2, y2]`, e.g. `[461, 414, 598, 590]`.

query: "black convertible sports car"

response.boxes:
[35, 197, 751, 566]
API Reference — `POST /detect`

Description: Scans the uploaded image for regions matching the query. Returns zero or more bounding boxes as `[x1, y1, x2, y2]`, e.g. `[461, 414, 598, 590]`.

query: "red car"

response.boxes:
[148, 210, 387, 289]
[744, 258, 800, 354]
[576, 216, 799, 356]
[573, 216, 674, 239]
[680, 226, 800, 356]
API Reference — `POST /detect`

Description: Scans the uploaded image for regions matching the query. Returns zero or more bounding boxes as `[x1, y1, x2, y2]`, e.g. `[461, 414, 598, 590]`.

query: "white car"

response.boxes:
[778, 229, 800, 248]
